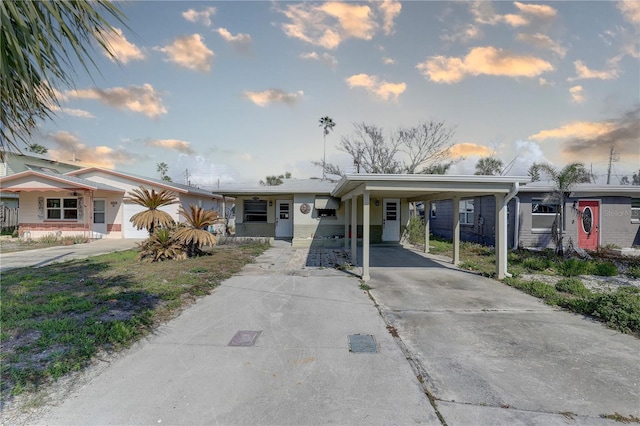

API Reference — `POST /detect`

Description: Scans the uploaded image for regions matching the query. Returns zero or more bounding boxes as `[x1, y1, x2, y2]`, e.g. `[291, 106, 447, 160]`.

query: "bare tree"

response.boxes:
[315, 120, 456, 176]
[422, 162, 453, 174]
[398, 121, 455, 173]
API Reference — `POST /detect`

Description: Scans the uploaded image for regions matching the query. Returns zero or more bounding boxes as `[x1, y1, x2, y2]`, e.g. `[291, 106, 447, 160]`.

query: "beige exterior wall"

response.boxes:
[18, 191, 92, 239]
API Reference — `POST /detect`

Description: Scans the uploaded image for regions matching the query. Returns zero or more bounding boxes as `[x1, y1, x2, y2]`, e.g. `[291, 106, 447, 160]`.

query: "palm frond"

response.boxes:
[125, 186, 178, 233]
[173, 205, 219, 255]
[0, 1, 127, 155]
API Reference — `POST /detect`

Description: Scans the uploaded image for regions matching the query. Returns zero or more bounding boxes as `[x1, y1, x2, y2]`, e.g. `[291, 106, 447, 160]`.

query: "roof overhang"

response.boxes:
[332, 174, 531, 201]
[0, 170, 123, 193]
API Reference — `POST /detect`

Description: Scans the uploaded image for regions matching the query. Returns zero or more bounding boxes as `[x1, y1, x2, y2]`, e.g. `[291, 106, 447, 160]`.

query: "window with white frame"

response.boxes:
[243, 200, 267, 222]
[632, 198, 640, 223]
[531, 197, 559, 230]
[459, 199, 474, 225]
[46, 198, 78, 220]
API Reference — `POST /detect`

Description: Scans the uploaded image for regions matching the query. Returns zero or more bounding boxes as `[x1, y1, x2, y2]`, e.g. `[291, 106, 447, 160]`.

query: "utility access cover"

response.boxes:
[348, 334, 377, 353]
[228, 330, 262, 347]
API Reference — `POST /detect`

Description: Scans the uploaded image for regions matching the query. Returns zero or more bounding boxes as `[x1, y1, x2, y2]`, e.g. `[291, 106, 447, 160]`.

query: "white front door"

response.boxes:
[93, 199, 107, 238]
[382, 198, 400, 241]
[275, 200, 293, 238]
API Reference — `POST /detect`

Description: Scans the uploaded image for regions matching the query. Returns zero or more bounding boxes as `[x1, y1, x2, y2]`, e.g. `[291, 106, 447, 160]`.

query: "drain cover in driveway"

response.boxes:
[348, 334, 377, 353]
[228, 330, 262, 347]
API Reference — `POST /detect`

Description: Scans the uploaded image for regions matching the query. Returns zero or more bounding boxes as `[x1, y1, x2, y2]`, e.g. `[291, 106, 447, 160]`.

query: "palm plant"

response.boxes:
[1, 1, 126, 155]
[538, 162, 591, 256]
[474, 157, 504, 175]
[124, 186, 178, 236]
[137, 228, 185, 262]
[319, 116, 336, 180]
[173, 205, 219, 257]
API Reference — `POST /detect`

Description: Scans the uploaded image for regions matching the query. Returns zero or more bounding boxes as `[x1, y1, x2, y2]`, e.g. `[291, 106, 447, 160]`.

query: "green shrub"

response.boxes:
[555, 278, 590, 297]
[37, 233, 60, 244]
[592, 261, 618, 277]
[406, 217, 425, 246]
[522, 257, 552, 271]
[557, 258, 592, 277]
[626, 266, 640, 279]
[589, 287, 640, 334]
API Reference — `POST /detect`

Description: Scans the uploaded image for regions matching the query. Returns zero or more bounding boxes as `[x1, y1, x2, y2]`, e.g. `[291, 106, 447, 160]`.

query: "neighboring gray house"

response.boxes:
[427, 183, 640, 250]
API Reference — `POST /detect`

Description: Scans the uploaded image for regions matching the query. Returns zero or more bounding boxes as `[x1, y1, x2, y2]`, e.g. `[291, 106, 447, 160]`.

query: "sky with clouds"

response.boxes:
[33, 1, 639, 187]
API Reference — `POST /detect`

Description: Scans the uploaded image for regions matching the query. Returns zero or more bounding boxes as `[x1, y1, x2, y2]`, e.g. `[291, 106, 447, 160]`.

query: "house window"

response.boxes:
[46, 198, 78, 220]
[459, 199, 474, 225]
[531, 197, 559, 231]
[632, 198, 640, 223]
[243, 200, 267, 222]
[317, 209, 336, 218]
[430, 202, 436, 218]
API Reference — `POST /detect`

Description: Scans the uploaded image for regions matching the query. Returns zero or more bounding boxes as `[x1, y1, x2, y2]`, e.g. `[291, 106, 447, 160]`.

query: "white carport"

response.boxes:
[331, 174, 530, 281]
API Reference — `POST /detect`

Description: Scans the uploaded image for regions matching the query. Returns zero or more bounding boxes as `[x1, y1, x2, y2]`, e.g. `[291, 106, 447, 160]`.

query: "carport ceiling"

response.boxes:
[332, 174, 531, 201]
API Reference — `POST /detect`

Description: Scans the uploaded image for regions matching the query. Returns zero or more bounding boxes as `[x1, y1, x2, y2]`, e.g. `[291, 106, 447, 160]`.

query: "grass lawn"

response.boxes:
[0, 241, 269, 400]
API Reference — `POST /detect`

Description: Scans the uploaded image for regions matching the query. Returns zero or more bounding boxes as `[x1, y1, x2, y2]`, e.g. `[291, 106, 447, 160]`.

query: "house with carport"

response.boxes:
[218, 174, 531, 280]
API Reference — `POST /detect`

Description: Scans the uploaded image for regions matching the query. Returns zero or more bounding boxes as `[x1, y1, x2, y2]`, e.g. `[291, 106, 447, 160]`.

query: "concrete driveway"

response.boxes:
[11, 243, 639, 425]
[0, 239, 143, 271]
[367, 246, 640, 425]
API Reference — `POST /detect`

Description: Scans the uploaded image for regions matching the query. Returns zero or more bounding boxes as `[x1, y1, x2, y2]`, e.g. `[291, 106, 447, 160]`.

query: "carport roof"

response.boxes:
[332, 174, 531, 201]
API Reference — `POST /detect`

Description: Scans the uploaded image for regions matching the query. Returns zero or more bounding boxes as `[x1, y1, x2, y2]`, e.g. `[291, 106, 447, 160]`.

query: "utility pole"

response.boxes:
[606, 145, 619, 185]
[185, 169, 190, 186]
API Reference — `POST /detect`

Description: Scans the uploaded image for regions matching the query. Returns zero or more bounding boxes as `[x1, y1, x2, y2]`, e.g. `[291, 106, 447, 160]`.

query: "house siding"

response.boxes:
[429, 196, 516, 248]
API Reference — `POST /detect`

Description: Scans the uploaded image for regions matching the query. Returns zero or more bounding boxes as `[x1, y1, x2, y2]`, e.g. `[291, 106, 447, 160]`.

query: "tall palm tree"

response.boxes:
[124, 186, 178, 236]
[0, 1, 126, 156]
[173, 205, 219, 257]
[319, 116, 336, 180]
[538, 162, 591, 256]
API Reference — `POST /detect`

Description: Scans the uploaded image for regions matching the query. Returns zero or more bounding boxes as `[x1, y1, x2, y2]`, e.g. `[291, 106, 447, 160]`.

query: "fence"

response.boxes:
[1, 206, 18, 233]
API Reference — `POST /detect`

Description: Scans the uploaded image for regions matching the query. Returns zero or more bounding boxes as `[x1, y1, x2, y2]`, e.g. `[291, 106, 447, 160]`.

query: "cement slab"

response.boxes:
[29, 249, 438, 425]
[366, 246, 640, 423]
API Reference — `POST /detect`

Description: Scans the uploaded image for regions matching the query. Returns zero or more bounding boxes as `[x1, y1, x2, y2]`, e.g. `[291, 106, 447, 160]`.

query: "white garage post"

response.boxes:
[351, 195, 358, 266]
[495, 194, 508, 279]
[452, 196, 460, 265]
[424, 200, 430, 254]
[344, 198, 350, 250]
[362, 190, 370, 281]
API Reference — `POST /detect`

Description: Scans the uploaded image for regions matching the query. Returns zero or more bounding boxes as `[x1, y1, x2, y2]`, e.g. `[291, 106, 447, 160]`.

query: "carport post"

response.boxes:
[452, 196, 460, 265]
[423, 200, 430, 253]
[362, 190, 370, 281]
[495, 194, 507, 279]
[344, 198, 350, 250]
[351, 195, 358, 264]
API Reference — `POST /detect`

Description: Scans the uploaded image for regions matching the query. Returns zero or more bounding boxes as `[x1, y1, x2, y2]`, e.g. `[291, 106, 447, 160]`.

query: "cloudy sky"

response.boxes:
[34, 1, 639, 187]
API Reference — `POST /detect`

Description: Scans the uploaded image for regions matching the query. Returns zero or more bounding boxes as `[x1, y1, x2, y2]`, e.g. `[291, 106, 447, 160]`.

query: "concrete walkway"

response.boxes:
[0, 239, 143, 271]
[27, 243, 438, 425]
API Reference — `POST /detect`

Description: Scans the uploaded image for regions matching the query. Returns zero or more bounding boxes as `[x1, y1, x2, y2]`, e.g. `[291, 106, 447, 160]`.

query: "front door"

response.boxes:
[93, 199, 107, 238]
[275, 200, 293, 238]
[382, 198, 400, 241]
[577, 200, 599, 251]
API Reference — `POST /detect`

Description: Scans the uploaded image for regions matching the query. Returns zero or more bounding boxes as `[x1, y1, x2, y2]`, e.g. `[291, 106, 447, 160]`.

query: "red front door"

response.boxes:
[577, 200, 599, 251]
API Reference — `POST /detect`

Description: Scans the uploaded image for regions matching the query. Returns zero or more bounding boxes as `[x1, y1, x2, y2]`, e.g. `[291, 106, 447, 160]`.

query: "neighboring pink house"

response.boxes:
[0, 167, 226, 239]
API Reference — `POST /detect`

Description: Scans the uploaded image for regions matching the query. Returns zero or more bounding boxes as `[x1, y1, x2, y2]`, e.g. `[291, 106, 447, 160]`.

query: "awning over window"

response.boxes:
[314, 196, 339, 210]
